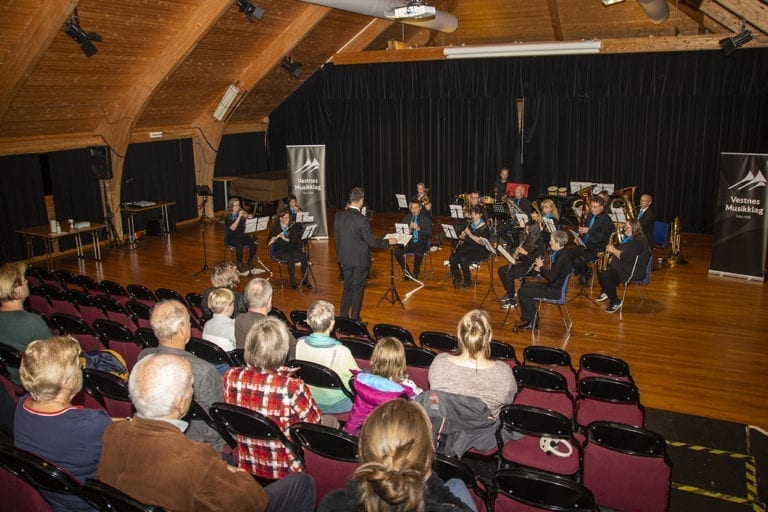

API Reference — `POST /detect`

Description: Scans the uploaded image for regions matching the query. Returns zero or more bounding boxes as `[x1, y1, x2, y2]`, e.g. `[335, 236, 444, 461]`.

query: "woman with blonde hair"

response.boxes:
[319, 399, 475, 511]
[14, 336, 113, 512]
[428, 310, 516, 418]
[344, 337, 422, 436]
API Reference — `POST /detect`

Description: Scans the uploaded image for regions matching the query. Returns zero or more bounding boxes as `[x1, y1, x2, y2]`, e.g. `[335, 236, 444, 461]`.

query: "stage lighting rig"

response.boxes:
[719, 25, 753, 56]
[236, 0, 265, 22]
[63, 8, 101, 57]
[281, 56, 303, 79]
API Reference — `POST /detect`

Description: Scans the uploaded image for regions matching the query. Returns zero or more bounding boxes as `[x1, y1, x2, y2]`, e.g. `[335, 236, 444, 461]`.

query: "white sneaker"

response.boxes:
[239, 269, 250, 276]
[596, 293, 609, 302]
[443, 260, 450, 267]
[251, 268, 266, 275]
[469, 263, 479, 270]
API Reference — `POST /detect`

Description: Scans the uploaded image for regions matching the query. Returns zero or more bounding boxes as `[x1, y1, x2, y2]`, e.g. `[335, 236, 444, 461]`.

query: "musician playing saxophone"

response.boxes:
[268, 209, 311, 289]
[449, 206, 491, 288]
[596, 219, 651, 313]
[515, 230, 573, 331]
[569, 195, 614, 286]
[394, 198, 432, 281]
[498, 220, 547, 309]
[416, 182, 432, 217]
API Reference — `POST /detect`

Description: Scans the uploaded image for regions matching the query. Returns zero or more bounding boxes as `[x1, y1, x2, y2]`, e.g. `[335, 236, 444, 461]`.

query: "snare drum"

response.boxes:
[558, 187, 568, 197]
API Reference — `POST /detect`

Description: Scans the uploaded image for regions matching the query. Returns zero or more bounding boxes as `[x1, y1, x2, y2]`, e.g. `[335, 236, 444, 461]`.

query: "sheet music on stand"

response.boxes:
[441, 224, 458, 241]
[543, 218, 556, 233]
[610, 208, 626, 224]
[515, 213, 529, 228]
[395, 194, 408, 209]
[496, 244, 516, 264]
[296, 211, 314, 223]
[478, 237, 497, 255]
[384, 233, 413, 245]
[449, 204, 464, 219]
[301, 223, 318, 240]
[491, 203, 509, 220]
[395, 223, 410, 235]
[572, 205, 584, 219]
[245, 216, 270, 234]
[567, 228, 586, 247]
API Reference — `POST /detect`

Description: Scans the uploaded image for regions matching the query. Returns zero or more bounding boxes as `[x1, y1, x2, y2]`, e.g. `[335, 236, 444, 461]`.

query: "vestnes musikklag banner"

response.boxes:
[709, 152, 768, 280]
[287, 145, 328, 239]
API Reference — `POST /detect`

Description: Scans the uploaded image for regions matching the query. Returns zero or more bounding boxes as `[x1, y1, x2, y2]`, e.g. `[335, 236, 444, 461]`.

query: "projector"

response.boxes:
[386, 2, 436, 20]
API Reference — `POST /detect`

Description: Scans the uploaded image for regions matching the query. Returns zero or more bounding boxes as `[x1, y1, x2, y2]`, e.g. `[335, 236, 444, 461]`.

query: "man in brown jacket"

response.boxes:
[97, 353, 315, 512]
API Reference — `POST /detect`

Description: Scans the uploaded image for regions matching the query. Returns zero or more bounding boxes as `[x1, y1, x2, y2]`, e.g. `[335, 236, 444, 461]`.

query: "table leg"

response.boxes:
[162, 205, 170, 235]
[223, 182, 230, 215]
[93, 230, 102, 261]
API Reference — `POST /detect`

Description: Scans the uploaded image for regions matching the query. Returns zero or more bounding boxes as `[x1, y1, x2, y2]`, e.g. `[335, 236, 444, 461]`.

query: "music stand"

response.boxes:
[193, 186, 213, 276]
[298, 223, 318, 289]
[377, 237, 405, 310]
[395, 194, 408, 210]
[543, 217, 556, 233]
[478, 238, 500, 305]
[449, 204, 464, 219]
[243, 216, 272, 277]
[296, 211, 313, 223]
[439, 224, 459, 286]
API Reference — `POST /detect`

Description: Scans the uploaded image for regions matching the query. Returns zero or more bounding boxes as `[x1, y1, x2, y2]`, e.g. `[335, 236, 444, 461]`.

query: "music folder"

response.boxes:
[395, 194, 408, 209]
[567, 228, 586, 247]
[496, 244, 516, 264]
[478, 237, 497, 255]
[610, 208, 626, 224]
[441, 224, 458, 240]
[543, 217, 556, 233]
[384, 233, 412, 245]
[395, 223, 410, 235]
[301, 223, 318, 240]
[449, 204, 464, 219]
[296, 211, 314, 223]
[515, 213, 529, 227]
[245, 216, 270, 234]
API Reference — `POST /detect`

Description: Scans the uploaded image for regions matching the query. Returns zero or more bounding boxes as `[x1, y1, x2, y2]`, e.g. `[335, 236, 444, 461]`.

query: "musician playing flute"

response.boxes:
[498, 220, 546, 309]
[595, 219, 651, 313]
[449, 206, 491, 288]
[268, 209, 311, 289]
[394, 198, 432, 281]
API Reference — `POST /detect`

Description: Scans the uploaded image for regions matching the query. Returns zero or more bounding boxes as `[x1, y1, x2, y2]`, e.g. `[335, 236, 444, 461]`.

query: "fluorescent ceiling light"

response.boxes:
[444, 41, 602, 59]
[602, 0, 625, 5]
[213, 83, 240, 121]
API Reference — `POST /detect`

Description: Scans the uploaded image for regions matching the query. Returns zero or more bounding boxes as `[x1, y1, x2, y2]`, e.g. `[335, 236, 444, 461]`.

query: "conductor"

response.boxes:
[334, 187, 392, 320]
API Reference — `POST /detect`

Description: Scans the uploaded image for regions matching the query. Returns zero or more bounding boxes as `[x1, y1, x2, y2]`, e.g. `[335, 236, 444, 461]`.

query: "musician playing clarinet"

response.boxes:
[498, 220, 546, 309]
[394, 198, 432, 281]
[268, 209, 311, 289]
[449, 206, 491, 288]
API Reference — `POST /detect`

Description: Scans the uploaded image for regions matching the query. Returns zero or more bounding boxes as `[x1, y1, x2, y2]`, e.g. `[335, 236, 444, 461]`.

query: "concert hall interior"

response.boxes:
[1, 1, 768, 509]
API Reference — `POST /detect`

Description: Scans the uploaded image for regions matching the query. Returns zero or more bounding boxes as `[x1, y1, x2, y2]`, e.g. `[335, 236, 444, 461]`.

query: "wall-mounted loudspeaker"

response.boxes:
[87, 146, 112, 180]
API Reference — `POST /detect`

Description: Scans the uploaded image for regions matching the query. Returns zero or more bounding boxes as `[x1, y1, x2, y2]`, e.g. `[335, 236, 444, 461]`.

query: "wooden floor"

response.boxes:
[49, 211, 768, 430]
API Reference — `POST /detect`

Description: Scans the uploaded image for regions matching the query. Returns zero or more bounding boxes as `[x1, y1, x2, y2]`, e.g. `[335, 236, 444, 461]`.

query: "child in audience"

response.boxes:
[202, 287, 236, 352]
[344, 337, 422, 436]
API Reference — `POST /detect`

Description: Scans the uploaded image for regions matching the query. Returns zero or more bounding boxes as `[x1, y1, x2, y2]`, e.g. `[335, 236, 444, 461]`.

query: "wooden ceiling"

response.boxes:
[1, 0, 767, 158]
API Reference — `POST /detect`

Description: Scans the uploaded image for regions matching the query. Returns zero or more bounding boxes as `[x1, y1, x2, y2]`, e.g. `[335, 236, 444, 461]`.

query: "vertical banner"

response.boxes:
[287, 145, 328, 239]
[709, 152, 768, 280]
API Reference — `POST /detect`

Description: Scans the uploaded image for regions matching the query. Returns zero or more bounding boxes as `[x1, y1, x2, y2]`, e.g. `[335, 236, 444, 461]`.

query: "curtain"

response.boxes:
[0, 154, 47, 262]
[213, 132, 271, 211]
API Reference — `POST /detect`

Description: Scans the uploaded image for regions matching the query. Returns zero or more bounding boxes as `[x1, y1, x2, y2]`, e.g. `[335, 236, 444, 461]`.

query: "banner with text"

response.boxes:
[709, 152, 767, 280]
[287, 145, 328, 239]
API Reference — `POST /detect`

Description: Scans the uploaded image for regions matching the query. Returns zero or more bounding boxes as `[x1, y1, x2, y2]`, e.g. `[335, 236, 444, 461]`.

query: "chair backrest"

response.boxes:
[576, 377, 644, 429]
[126, 284, 157, 306]
[0, 341, 23, 369]
[134, 328, 159, 349]
[578, 353, 633, 383]
[209, 402, 300, 459]
[490, 340, 519, 365]
[334, 316, 374, 342]
[583, 421, 671, 512]
[49, 297, 81, 318]
[100, 280, 132, 305]
[76, 274, 104, 296]
[182, 400, 236, 448]
[92, 320, 141, 370]
[81, 478, 166, 512]
[155, 288, 188, 307]
[404, 345, 436, 367]
[493, 468, 596, 512]
[337, 337, 375, 366]
[498, 404, 574, 439]
[53, 269, 79, 289]
[0, 444, 83, 496]
[267, 306, 292, 328]
[632, 252, 653, 285]
[652, 221, 669, 248]
[51, 312, 94, 336]
[286, 359, 354, 401]
[433, 453, 491, 512]
[289, 422, 359, 506]
[418, 331, 458, 352]
[512, 366, 574, 419]
[535, 272, 572, 305]
[289, 310, 311, 334]
[82, 369, 134, 418]
[126, 301, 153, 329]
[229, 349, 245, 367]
[522, 346, 577, 395]
[187, 337, 233, 366]
[0, 464, 53, 512]
[372, 323, 415, 345]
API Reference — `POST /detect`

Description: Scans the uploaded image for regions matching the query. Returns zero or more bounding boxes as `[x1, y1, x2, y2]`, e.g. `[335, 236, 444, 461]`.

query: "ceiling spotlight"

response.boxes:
[63, 8, 101, 57]
[719, 25, 753, 56]
[236, 0, 265, 22]
[281, 57, 303, 79]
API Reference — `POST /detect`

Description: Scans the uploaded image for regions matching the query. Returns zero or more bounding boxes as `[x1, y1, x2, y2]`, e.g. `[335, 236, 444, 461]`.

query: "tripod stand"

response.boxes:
[100, 179, 122, 248]
[193, 194, 211, 276]
[377, 244, 405, 309]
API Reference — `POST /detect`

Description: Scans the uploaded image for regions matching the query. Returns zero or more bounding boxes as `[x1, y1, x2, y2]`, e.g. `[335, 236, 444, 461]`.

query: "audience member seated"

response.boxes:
[138, 300, 225, 452]
[319, 399, 476, 512]
[15, 336, 112, 512]
[344, 337, 422, 437]
[295, 300, 359, 414]
[428, 310, 516, 418]
[235, 278, 296, 360]
[200, 262, 247, 322]
[97, 353, 315, 512]
[202, 288, 237, 352]
[0, 262, 50, 383]
[223, 316, 339, 479]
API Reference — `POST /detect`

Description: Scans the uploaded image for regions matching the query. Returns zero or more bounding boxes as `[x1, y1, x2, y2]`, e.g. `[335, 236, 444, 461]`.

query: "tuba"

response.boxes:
[571, 185, 595, 227]
[666, 216, 687, 267]
[609, 186, 638, 222]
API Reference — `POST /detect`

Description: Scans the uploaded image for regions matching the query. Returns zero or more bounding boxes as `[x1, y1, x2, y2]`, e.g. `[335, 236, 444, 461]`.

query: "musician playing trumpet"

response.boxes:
[596, 219, 651, 313]
[394, 198, 432, 281]
[268, 209, 311, 289]
[416, 182, 432, 217]
[498, 220, 546, 309]
[449, 206, 490, 288]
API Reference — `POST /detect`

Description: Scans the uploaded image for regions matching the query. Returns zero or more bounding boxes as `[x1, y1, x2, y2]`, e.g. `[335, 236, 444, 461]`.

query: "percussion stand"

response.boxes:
[377, 244, 405, 309]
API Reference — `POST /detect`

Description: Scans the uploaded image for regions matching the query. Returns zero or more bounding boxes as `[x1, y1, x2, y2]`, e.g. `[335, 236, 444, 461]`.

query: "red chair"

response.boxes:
[100, 280, 132, 306]
[404, 345, 434, 391]
[372, 323, 415, 345]
[433, 453, 492, 512]
[577, 353, 633, 384]
[418, 331, 458, 353]
[0, 465, 53, 512]
[512, 365, 575, 419]
[81, 369, 133, 418]
[92, 319, 142, 370]
[95, 296, 138, 332]
[575, 377, 644, 429]
[126, 284, 157, 307]
[583, 421, 671, 512]
[490, 340, 519, 368]
[522, 345, 577, 395]
[337, 336, 374, 370]
[289, 422, 359, 506]
[493, 468, 596, 512]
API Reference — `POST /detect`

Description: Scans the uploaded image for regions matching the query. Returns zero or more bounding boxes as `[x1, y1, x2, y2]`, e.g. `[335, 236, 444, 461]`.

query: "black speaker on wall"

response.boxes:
[87, 146, 112, 180]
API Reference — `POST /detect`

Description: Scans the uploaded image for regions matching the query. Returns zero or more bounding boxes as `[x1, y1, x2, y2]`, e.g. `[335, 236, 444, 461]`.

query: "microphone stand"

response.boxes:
[193, 194, 210, 276]
[377, 243, 405, 310]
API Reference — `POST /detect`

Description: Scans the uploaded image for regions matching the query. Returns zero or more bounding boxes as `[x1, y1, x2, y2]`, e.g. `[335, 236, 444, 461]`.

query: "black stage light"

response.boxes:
[63, 9, 101, 58]
[236, 0, 265, 22]
[280, 57, 303, 79]
[719, 27, 753, 56]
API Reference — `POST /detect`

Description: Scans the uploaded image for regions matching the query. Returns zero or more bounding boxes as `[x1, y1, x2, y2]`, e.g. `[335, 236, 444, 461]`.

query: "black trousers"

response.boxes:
[274, 247, 308, 285]
[498, 263, 530, 297]
[597, 267, 622, 304]
[518, 282, 562, 323]
[394, 239, 429, 277]
[340, 264, 369, 320]
[228, 233, 255, 269]
[449, 248, 485, 283]
[568, 246, 598, 275]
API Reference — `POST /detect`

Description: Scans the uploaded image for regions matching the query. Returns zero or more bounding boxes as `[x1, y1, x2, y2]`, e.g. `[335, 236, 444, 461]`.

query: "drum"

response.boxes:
[557, 187, 568, 197]
[547, 186, 558, 195]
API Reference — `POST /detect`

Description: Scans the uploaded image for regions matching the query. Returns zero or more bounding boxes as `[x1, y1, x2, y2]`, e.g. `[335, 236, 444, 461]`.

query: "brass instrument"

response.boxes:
[597, 225, 623, 272]
[504, 195, 523, 218]
[419, 188, 431, 208]
[571, 185, 595, 227]
[530, 200, 545, 230]
[666, 216, 687, 267]
[455, 192, 471, 204]
[609, 186, 638, 222]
